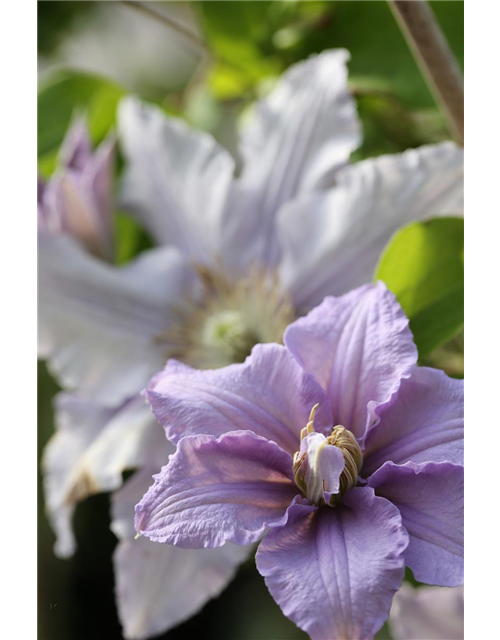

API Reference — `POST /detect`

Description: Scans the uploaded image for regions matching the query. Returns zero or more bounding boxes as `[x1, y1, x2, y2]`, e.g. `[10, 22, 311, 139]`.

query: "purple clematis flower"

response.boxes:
[389, 583, 464, 640]
[136, 282, 464, 640]
[39, 51, 463, 639]
[38, 117, 115, 261]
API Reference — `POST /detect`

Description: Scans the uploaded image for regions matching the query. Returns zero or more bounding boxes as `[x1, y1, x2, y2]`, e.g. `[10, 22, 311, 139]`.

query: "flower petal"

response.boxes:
[238, 49, 361, 266]
[363, 368, 464, 476]
[114, 537, 248, 640]
[278, 142, 464, 309]
[112, 468, 158, 541]
[112, 469, 251, 640]
[135, 431, 298, 548]
[58, 117, 92, 171]
[46, 169, 112, 261]
[256, 487, 408, 640]
[79, 136, 115, 259]
[389, 583, 464, 640]
[118, 96, 235, 260]
[284, 282, 417, 439]
[42, 395, 113, 557]
[146, 343, 331, 455]
[369, 462, 464, 586]
[73, 398, 173, 494]
[39, 233, 194, 406]
[43, 394, 171, 557]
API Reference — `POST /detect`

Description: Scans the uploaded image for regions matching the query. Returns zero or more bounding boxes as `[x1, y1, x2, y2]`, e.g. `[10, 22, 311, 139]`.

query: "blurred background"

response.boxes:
[38, 2, 464, 639]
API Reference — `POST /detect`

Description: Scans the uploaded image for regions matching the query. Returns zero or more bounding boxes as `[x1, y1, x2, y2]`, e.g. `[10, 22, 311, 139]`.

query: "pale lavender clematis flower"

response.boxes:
[389, 583, 464, 640]
[40, 50, 464, 407]
[38, 123, 249, 639]
[38, 118, 115, 261]
[136, 283, 464, 640]
[37, 126, 251, 640]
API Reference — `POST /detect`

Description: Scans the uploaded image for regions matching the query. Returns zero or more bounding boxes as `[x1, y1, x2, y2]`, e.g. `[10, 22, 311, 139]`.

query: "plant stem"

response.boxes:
[388, 0, 464, 145]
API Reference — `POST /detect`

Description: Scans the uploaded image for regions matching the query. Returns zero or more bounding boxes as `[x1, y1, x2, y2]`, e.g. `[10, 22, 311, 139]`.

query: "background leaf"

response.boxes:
[375, 217, 464, 357]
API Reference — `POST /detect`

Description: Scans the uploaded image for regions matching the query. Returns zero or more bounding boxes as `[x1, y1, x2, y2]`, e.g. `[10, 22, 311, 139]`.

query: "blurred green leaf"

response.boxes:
[375, 218, 464, 357]
[113, 211, 154, 266]
[38, 70, 126, 174]
[197, 0, 282, 100]
[207, 64, 253, 101]
[198, 1, 273, 60]
[352, 89, 424, 159]
[420, 330, 464, 378]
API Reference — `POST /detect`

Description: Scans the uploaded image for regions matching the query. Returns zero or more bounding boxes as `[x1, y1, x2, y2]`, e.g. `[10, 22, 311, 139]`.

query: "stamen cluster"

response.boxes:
[293, 404, 363, 506]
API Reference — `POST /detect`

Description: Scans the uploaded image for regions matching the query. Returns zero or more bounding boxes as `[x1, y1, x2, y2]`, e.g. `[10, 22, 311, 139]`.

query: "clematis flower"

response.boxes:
[135, 283, 464, 640]
[389, 583, 464, 640]
[38, 117, 114, 261]
[40, 50, 464, 406]
[39, 50, 463, 639]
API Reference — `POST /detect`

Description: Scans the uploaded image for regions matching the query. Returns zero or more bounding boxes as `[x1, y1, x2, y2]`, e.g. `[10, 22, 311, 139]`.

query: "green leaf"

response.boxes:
[198, 1, 274, 62]
[197, 0, 282, 100]
[38, 70, 126, 174]
[113, 212, 154, 266]
[375, 217, 464, 357]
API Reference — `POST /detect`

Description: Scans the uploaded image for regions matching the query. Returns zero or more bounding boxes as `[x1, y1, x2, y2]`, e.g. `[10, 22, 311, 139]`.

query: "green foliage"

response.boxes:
[375, 218, 464, 358]
[37, 70, 126, 176]
[351, 90, 447, 160]
[196, 1, 463, 103]
[200, 1, 275, 64]
[113, 212, 154, 266]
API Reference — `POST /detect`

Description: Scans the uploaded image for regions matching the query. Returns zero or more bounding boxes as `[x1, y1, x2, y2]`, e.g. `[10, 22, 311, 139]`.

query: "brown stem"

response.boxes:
[389, 0, 464, 145]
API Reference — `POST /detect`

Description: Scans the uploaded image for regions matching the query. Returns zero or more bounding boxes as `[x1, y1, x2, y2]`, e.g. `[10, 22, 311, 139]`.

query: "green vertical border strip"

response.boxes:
[464, 0, 500, 379]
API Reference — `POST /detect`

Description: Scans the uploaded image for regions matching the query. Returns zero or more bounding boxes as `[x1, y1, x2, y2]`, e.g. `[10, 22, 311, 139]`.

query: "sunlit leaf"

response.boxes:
[375, 217, 464, 357]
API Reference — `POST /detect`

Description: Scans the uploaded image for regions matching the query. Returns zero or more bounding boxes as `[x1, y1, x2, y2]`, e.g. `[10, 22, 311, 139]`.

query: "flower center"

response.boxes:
[158, 265, 295, 369]
[201, 310, 260, 364]
[293, 404, 363, 507]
